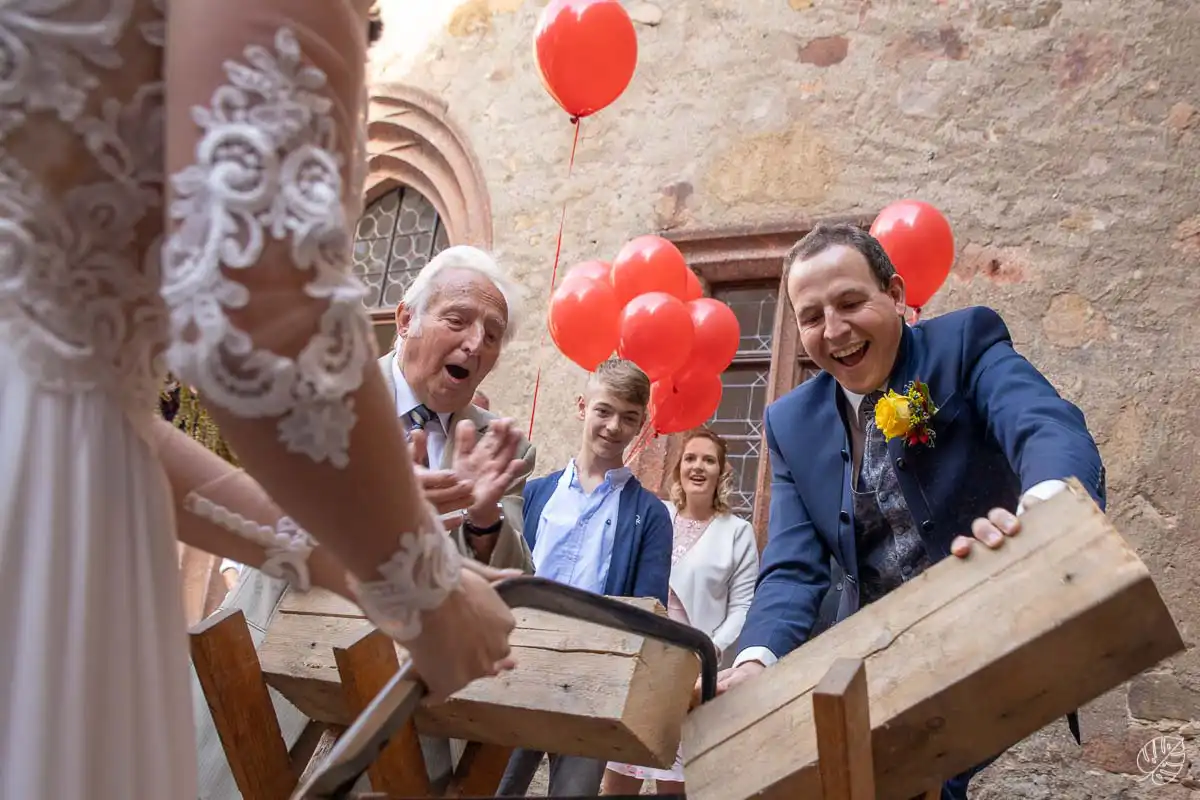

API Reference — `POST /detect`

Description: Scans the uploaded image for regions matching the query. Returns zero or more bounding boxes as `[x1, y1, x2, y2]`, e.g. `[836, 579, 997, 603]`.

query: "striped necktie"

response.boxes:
[404, 404, 435, 433]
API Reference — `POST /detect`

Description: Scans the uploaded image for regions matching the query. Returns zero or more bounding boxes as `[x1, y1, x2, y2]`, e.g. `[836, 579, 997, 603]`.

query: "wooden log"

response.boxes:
[261, 593, 700, 770]
[333, 628, 431, 797]
[278, 586, 364, 619]
[259, 611, 373, 725]
[259, 589, 367, 726]
[190, 608, 296, 800]
[415, 596, 700, 769]
[682, 481, 1185, 800]
[813, 658, 875, 800]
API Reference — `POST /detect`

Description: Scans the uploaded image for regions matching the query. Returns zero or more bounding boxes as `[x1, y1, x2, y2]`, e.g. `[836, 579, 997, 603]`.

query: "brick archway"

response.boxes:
[365, 84, 493, 249]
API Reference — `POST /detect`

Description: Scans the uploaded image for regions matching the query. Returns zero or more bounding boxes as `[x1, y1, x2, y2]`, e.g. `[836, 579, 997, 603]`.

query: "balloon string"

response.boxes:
[623, 422, 657, 466]
[527, 118, 583, 441]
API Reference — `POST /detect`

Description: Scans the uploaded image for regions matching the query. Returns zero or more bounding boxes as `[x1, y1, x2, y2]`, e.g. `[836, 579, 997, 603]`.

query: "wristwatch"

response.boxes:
[463, 504, 504, 537]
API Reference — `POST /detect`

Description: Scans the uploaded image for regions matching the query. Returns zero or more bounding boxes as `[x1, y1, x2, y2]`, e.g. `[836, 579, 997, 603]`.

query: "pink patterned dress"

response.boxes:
[607, 513, 713, 783]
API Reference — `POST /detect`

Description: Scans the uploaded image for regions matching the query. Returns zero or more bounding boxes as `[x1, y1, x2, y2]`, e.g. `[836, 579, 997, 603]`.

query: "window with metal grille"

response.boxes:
[352, 186, 450, 309]
[706, 284, 779, 518]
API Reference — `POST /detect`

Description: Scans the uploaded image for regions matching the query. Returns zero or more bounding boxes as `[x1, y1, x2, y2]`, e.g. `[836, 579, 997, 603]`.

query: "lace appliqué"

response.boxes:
[161, 27, 375, 469]
[183, 493, 316, 590]
[0, 2, 169, 406]
[347, 500, 465, 642]
[0, 0, 134, 136]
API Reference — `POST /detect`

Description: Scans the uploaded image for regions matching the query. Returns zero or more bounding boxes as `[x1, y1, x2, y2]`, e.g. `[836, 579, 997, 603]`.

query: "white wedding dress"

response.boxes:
[0, 1, 464, 797]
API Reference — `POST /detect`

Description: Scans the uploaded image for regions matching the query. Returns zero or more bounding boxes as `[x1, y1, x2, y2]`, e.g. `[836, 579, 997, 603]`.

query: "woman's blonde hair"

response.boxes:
[669, 427, 734, 515]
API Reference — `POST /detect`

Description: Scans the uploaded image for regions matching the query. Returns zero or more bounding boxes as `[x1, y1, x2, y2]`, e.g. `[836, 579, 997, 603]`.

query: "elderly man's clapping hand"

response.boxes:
[451, 418, 526, 526]
[409, 428, 475, 529]
[408, 420, 525, 533]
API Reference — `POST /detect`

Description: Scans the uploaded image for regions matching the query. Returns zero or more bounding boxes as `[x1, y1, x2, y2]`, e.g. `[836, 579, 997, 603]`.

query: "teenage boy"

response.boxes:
[495, 358, 673, 797]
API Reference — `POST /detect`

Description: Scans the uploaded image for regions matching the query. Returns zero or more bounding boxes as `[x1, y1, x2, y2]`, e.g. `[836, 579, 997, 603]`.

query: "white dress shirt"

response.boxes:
[392, 353, 454, 468]
[733, 383, 1067, 670]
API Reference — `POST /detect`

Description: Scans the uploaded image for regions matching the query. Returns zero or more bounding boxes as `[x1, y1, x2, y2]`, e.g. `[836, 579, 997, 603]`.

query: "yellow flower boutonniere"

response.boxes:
[874, 379, 938, 448]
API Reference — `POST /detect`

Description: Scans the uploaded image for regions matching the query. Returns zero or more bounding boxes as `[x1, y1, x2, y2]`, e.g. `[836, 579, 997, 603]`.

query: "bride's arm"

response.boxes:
[150, 419, 353, 599]
[161, 0, 456, 639]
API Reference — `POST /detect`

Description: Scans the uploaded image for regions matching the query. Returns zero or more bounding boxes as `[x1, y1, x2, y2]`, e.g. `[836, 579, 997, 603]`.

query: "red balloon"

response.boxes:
[611, 235, 689, 306]
[616, 292, 694, 381]
[686, 298, 740, 373]
[870, 199, 956, 309]
[565, 259, 612, 285]
[534, 0, 638, 120]
[650, 367, 723, 435]
[549, 276, 620, 371]
[682, 268, 703, 301]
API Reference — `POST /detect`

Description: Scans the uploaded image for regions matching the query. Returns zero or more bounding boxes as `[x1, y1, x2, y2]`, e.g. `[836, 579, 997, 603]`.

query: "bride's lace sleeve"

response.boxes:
[149, 419, 320, 589]
[159, 0, 459, 641]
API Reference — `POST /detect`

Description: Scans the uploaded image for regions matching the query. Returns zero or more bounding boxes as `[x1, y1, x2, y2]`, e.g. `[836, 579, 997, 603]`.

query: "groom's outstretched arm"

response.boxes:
[732, 406, 831, 668]
[961, 306, 1106, 511]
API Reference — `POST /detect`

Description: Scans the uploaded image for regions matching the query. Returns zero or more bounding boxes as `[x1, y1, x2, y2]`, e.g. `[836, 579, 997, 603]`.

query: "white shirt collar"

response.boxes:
[841, 384, 890, 419]
[842, 386, 867, 418]
[391, 352, 453, 432]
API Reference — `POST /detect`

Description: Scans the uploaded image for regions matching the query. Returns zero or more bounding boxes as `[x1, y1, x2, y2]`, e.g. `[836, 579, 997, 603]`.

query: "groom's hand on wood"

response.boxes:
[453, 418, 526, 526]
[951, 495, 1046, 558]
[691, 661, 766, 708]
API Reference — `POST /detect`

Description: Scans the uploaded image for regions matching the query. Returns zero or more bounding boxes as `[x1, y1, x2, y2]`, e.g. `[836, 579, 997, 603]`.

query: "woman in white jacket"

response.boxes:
[601, 427, 760, 795]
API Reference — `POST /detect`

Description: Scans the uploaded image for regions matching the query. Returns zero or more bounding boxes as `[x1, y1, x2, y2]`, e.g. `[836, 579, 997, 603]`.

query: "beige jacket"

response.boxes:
[378, 352, 535, 573]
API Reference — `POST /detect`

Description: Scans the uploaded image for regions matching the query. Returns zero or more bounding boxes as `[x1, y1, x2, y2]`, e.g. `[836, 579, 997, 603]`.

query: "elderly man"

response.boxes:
[380, 245, 536, 572]
[192, 246, 536, 799]
[379, 245, 537, 790]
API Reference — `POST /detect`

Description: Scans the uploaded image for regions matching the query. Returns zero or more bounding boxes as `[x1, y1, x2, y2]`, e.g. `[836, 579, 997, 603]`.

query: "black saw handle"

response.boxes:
[291, 576, 720, 800]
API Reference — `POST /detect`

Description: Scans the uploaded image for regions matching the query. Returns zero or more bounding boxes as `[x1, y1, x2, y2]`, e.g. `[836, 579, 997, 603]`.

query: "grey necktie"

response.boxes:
[857, 391, 886, 494]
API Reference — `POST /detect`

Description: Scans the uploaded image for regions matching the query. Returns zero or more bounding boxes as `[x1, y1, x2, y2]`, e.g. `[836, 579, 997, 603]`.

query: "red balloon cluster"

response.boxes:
[548, 236, 739, 435]
[534, 0, 638, 120]
[870, 199, 956, 310]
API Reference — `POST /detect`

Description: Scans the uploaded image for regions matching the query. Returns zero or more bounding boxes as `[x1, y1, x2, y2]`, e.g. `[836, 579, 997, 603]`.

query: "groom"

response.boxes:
[720, 223, 1105, 799]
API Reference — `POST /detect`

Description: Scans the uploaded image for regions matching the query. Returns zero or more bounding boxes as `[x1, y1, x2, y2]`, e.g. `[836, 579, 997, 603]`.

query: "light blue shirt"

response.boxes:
[531, 459, 633, 593]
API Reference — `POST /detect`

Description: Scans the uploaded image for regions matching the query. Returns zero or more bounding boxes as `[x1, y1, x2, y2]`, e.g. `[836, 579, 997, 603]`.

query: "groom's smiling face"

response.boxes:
[787, 244, 907, 394]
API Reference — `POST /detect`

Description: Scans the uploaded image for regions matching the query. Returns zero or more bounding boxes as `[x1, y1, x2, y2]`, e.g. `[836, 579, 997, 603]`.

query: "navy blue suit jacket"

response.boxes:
[522, 472, 672, 606]
[739, 306, 1106, 659]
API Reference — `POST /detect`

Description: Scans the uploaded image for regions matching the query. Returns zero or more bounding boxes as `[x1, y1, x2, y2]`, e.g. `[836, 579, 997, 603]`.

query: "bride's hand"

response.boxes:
[404, 562, 522, 704]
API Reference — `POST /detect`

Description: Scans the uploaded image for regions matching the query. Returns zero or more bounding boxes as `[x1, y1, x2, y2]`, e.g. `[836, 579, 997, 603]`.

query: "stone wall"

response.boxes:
[367, 1, 1200, 795]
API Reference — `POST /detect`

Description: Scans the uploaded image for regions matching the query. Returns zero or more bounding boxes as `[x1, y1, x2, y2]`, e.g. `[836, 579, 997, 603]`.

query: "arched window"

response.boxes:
[352, 185, 450, 309]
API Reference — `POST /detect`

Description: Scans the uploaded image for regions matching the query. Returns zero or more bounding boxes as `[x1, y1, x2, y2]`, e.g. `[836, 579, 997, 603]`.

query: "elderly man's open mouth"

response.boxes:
[444, 364, 471, 383]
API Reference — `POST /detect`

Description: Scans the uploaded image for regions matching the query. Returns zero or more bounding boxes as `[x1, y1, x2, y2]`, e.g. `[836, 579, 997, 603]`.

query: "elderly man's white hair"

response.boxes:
[400, 245, 523, 343]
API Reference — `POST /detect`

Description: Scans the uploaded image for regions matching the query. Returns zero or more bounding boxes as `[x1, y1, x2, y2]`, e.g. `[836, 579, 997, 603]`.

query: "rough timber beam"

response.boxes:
[682, 480, 1185, 800]
[259, 594, 699, 770]
[415, 597, 700, 769]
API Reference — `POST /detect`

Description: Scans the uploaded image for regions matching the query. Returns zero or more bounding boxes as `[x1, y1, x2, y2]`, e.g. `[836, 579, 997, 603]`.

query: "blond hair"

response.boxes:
[586, 358, 651, 410]
[669, 427, 734, 515]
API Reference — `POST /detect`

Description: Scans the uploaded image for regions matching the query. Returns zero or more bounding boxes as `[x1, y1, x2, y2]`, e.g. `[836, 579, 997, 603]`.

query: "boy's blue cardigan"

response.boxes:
[521, 471, 672, 605]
